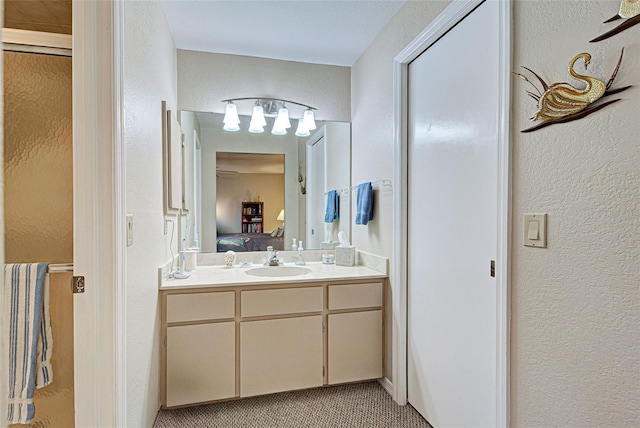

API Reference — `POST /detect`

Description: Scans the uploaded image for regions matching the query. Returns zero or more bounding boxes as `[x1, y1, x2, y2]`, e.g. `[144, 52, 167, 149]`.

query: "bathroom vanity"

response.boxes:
[159, 262, 386, 408]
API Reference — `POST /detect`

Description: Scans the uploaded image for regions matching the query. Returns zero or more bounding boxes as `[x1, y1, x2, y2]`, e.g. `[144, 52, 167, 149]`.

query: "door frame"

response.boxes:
[391, 1, 511, 425]
[72, 1, 126, 426]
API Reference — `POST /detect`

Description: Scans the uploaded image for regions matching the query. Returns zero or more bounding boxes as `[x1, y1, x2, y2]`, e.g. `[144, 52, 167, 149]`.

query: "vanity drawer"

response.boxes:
[166, 291, 235, 323]
[328, 282, 383, 310]
[241, 287, 323, 317]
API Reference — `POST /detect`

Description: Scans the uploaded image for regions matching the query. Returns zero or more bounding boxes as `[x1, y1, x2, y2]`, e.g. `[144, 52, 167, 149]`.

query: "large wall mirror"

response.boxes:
[178, 110, 351, 253]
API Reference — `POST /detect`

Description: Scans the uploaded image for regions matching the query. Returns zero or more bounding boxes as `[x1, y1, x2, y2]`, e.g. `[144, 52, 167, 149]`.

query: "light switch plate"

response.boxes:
[524, 213, 547, 248]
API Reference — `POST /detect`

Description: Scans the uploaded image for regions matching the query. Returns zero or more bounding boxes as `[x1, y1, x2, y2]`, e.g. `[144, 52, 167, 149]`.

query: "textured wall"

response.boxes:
[352, 0, 639, 425]
[177, 50, 351, 122]
[351, 0, 452, 382]
[123, 1, 178, 426]
[511, 1, 639, 426]
[4, 51, 75, 428]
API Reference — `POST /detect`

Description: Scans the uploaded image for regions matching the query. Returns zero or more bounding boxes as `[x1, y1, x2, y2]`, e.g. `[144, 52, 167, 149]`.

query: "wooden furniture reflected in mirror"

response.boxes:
[242, 202, 263, 233]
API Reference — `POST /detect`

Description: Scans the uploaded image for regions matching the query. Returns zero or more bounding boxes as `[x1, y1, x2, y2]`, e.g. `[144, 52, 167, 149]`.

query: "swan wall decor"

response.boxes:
[515, 49, 631, 133]
[591, 0, 640, 42]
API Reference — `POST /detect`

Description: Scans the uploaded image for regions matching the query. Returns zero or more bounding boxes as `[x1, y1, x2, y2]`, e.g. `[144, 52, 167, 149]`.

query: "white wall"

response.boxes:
[351, 0, 451, 382]
[177, 50, 351, 121]
[511, 2, 639, 426]
[353, 0, 639, 426]
[123, 1, 177, 425]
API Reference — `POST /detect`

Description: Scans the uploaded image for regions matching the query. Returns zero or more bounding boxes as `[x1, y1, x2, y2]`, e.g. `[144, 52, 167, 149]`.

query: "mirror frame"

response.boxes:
[162, 100, 183, 215]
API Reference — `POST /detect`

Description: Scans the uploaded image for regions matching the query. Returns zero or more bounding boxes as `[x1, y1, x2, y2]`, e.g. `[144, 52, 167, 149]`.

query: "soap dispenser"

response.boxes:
[295, 241, 306, 266]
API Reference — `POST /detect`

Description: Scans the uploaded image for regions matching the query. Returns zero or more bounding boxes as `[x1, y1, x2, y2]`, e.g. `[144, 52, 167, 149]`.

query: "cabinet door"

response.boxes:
[328, 310, 382, 384]
[166, 322, 235, 406]
[240, 316, 322, 397]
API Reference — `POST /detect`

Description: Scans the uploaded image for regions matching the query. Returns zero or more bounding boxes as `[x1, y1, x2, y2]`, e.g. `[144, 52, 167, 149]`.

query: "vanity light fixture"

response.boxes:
[272, 107, 291, 135]
[302, 109, 317, 131]
[295, 119, 310, 137]
[221, 97, 317, 136]
[223, 102, 240, 131]
[248, 104, 267, 133]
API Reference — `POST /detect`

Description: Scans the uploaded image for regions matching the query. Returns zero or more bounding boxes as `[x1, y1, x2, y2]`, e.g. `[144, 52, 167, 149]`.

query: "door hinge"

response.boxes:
[163, 336, 167, 347]
[323, 366, 325, 377]
[72, 276, 85, 293]
[322, 321, 325, 333]
[490, 260, 496, 278]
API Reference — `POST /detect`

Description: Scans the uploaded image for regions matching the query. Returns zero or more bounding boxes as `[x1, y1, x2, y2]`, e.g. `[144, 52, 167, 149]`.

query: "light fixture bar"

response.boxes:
[220, 97, 318, 135]
[221, 97, 317, 111]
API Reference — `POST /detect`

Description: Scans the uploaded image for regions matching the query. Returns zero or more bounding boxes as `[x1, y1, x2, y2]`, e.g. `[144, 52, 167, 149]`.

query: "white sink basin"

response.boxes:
[245, 266, 312, 278]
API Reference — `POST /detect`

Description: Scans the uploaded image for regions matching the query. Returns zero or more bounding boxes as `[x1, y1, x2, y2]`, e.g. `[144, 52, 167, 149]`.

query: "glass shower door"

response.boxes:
[4, 50, 74, 428]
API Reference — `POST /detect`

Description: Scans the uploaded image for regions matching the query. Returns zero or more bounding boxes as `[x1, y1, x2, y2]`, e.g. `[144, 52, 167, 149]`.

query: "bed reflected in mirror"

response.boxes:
[215, 153, 286, 252]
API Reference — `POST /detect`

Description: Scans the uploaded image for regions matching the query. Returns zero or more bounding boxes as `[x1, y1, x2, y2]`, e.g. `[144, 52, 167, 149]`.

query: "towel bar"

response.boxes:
[48, 263, 73, 273]
[350, 179, 392, 191]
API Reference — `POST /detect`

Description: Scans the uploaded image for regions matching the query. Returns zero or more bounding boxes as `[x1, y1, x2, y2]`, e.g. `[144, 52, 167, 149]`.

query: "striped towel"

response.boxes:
[3, 263, 53, 424]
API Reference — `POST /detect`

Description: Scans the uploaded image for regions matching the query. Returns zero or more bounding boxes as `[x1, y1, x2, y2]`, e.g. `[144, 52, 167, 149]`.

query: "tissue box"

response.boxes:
[321, 241, 339, 250]
[335, 245, 355, 267]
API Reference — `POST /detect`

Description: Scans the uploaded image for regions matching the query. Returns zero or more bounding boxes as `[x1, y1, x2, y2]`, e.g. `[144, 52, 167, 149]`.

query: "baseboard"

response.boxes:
[378, 377, 393, 397]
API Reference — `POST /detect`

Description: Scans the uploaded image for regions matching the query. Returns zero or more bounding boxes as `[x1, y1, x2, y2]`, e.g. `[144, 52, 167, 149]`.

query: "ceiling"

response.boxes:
[161, 0, 405, 66]
[4, 0, 72, 34]
[217, 152, 285, 175]
[4, 1, 405, 66]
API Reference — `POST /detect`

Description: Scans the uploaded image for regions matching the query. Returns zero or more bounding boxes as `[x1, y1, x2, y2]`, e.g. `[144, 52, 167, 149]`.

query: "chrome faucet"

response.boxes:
[265, 246, 281, 266]
[268, 251, 281, 266]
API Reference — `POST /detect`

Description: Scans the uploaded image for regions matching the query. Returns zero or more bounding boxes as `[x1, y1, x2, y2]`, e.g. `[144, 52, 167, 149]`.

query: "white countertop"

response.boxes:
[160, 262, 387, 290]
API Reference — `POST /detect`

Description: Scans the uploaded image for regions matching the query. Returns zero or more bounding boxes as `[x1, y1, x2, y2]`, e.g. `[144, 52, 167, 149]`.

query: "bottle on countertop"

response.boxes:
[295, 241, 306, 266]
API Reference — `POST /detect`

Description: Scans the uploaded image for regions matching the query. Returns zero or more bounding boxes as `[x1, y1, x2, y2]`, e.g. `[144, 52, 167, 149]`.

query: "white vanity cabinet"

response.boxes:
[241, 316, 323, 397]
[240, 286, 324, 397]
[327, 282, 383, 384]
[160, 278, 385, 408]
[163, 291, 236, 407]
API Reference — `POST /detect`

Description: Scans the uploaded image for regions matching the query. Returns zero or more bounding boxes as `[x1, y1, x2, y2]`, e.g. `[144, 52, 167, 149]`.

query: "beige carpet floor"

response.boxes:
[154, 381, 431, 427]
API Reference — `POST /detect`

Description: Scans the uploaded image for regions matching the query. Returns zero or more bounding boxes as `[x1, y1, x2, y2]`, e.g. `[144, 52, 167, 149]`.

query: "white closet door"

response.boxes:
[407, 1, 499, 426]
[306, 136, 326, 248]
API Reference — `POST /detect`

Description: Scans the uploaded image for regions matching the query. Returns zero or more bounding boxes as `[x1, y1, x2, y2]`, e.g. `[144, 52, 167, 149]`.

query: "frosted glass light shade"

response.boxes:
[248, 123, 264, 133]
[271, 124, 287, 135]
[223, 102, 240, 132]
[302, 109, 317, 131]
[249, 105, 267, 133]
[251, 105, 267, 126]
[223, 122, 240, 132]
[274, 107, 291, 130]
[295, 119, 310, 137]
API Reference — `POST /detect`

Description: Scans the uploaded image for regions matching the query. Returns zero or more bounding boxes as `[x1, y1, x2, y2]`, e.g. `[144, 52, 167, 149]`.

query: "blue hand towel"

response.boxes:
[355, 182, 374, 225]
[4, 263, 53, 424]
[324, 190, 340, 223]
